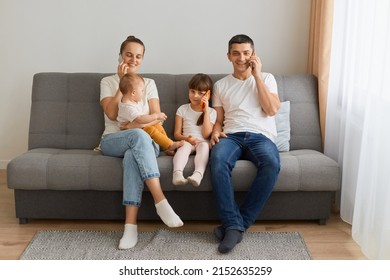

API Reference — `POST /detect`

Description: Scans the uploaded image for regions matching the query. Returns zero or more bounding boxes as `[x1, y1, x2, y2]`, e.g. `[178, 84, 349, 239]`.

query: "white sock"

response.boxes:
[187, 171, 203, 187]
[155, 199, 184, 227]
[118, 224, 138, 250]
[172, 170, 188, 185]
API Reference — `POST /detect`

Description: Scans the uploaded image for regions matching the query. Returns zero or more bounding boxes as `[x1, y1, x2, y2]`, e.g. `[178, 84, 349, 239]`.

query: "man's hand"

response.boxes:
[210, 131, 227, 148]
[249, 52, 263, 78]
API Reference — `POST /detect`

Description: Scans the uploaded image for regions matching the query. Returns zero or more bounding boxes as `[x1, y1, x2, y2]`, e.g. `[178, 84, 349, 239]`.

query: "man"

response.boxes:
[210, 34, 281, 253]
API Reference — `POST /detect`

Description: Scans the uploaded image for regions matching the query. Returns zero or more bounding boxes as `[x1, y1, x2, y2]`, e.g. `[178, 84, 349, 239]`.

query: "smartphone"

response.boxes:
[201, 90, 211, 109]
[250, 52, 256, 70]
[118, 55, 123, 63]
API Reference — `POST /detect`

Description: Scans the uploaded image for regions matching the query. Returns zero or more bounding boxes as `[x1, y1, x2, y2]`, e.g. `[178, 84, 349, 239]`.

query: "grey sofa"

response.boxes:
[7, 73, 340, 225]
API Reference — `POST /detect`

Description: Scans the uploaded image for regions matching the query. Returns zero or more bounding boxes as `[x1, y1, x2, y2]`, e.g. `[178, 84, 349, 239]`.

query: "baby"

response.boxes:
[117, 73, 184, 155]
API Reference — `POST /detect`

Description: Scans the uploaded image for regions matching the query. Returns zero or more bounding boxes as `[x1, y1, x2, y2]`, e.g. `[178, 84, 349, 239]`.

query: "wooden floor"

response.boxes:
[0, 169, 366, 260]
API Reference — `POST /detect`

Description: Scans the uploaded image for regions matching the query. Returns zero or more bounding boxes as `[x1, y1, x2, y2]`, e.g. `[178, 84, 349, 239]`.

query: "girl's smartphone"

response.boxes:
[201, 90, 211, 109]
[118, 55, 123, 63]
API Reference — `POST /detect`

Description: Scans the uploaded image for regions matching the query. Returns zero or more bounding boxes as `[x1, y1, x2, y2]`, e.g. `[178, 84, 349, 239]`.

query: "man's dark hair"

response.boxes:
[228, 34, 254, 52]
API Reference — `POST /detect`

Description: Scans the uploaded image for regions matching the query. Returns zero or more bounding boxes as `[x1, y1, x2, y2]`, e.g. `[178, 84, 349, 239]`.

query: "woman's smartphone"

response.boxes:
[118, 55, 123, 63]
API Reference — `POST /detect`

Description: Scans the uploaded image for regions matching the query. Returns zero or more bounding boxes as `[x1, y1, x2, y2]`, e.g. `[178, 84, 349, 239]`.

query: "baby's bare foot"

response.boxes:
[165, 150, 175, 156]
[165, 140, 185, 155]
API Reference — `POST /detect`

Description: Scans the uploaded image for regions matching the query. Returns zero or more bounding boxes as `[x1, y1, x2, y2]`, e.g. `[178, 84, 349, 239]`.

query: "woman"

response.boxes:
[99, 36, 183, 250]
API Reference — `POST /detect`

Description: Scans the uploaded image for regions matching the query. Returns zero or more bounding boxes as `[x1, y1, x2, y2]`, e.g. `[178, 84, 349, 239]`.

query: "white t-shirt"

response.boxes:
[212, 73, 278, 141]
[100, 74, 159, 136]
[117, 101, 143, 123]
[176, 103, 217, 142]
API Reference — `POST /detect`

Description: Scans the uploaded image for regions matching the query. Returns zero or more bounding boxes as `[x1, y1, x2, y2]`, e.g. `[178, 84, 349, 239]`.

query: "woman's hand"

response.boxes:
[119, 121, 143, 130]
[117, 61, 129, 79]
[155, 112, 168, 121]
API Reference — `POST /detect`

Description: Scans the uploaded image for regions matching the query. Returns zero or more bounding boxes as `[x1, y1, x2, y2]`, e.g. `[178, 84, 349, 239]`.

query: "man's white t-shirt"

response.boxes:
[212, 73, 278, 141]
[100, 74, 159, 136]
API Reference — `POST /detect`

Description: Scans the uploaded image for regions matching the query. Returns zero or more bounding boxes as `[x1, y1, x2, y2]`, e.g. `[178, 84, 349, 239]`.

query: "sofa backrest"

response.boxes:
[274, 74, 321, 151]
[28, 73, 321, 152]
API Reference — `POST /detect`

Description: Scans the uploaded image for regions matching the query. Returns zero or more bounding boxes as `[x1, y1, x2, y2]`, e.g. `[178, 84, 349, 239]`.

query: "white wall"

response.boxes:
[0, 0, 310, 168]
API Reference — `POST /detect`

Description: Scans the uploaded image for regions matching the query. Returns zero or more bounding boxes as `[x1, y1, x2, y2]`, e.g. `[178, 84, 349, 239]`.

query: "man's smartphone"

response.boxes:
[250, 52, 256, 70]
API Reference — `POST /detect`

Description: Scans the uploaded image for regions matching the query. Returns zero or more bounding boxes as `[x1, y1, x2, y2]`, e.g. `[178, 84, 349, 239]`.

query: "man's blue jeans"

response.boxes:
[100, 129, 160, 206]
[210, 132, 280, 232]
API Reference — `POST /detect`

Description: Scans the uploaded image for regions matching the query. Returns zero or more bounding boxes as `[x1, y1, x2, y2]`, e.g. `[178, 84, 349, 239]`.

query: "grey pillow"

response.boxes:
[275, 101, 291, 152]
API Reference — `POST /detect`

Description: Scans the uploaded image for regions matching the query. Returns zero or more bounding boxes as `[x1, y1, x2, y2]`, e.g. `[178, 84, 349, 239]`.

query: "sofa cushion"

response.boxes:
[7, 149, 122, 191]
[28, 73, 108, 150]
[274, 75, 321, 151]
[7, 148, 340, 193]
[275, 101, 291, 152]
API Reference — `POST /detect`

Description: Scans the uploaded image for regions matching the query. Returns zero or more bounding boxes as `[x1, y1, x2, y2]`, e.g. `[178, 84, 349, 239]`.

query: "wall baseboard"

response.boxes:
[0, 160, 10, 170]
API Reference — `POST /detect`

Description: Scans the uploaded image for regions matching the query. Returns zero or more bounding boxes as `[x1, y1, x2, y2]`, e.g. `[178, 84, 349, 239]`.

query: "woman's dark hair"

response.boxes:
[228, 34, 254, 52]
[188, 73, 213, 126]
[120, 35, 145, 54]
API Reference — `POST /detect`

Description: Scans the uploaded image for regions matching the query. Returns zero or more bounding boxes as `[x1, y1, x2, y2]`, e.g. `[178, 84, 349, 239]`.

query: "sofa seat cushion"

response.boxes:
[178, 149, 340, 192]
[8, 148, 339, 193]
[275, 150, 340, 191]
[7, 148, 123, 191]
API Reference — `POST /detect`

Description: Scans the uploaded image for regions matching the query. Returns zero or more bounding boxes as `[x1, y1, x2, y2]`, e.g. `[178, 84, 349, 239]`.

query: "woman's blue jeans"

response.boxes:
[210, 132, 280, 232]
[100, 129, 160, 206]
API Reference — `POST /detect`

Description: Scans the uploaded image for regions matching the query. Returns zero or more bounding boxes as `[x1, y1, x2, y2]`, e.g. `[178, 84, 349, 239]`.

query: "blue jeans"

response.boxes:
[100, 129, 160, 206]
[210, 132, 280, 232]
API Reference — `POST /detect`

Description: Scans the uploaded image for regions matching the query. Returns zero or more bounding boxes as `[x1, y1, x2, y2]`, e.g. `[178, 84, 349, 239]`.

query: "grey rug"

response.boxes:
[20, 228, 312, 260]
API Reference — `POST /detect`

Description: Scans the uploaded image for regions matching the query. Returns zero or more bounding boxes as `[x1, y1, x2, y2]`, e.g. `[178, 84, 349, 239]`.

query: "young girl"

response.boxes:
[172, 73, 217, 187]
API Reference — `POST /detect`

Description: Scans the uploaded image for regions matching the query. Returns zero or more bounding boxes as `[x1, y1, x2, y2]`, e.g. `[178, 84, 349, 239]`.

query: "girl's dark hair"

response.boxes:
[120, 35, 145, 54]
[188, 74, 213, 126]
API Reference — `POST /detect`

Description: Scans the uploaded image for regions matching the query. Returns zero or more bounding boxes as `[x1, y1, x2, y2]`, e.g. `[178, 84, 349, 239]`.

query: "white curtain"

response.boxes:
[325, 0, 390, 259]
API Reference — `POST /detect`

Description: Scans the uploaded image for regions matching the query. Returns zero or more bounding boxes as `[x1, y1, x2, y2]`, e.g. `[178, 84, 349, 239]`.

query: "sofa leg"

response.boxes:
[19, 218, 29, 224]
[318, 218, 326, 225]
